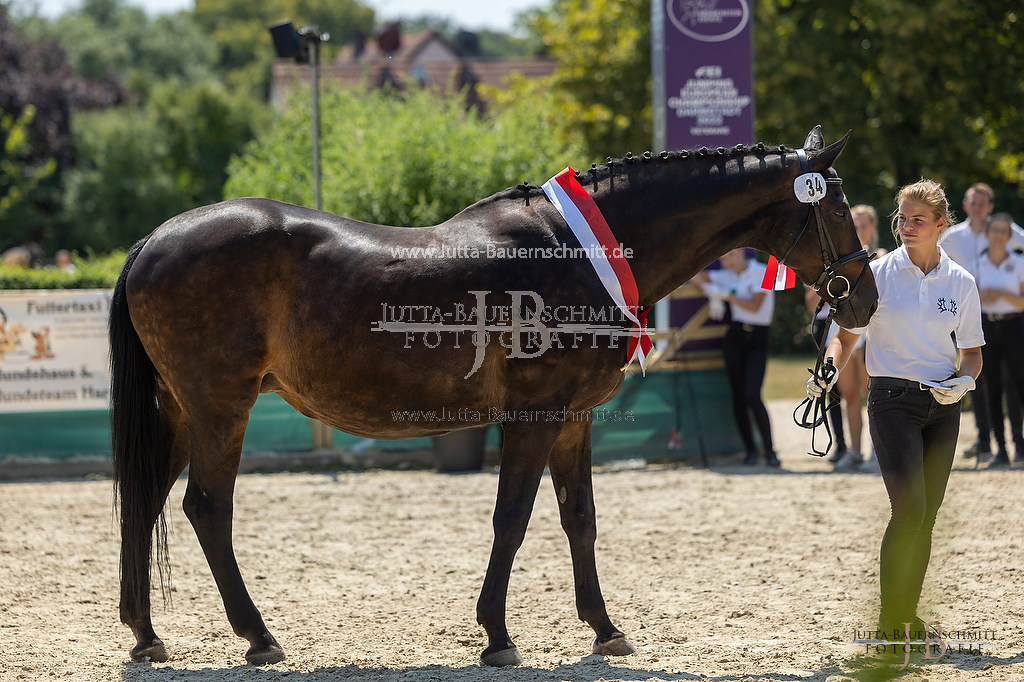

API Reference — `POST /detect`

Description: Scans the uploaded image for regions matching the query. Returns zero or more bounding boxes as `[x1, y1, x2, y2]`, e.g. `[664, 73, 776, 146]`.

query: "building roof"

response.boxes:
[269, 29, 556, 108]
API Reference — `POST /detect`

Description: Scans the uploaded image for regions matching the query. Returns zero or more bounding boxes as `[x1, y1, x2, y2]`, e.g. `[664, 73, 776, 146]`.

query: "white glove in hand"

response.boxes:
[929, 376, 976, 405]
[707, 296, 726, 320]
[700, 282, 729, 321]
[806, 367, 838, 400]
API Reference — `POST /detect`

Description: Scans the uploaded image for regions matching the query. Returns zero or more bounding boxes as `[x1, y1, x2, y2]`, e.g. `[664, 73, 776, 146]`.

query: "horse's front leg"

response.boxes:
[476, 421, 561, 667]
[547, 419, 636, 657]
[182, 414, 284, 665]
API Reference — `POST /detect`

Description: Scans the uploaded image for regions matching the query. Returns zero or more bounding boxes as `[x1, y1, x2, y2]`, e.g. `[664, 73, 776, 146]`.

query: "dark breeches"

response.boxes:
[723, 321, 773, 454]
[867, 378, 960, 625]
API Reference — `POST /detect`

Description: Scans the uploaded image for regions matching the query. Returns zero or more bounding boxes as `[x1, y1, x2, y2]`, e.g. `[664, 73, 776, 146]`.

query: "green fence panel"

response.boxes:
[591, 368, 742, 462]
[0, 410, 112, 458]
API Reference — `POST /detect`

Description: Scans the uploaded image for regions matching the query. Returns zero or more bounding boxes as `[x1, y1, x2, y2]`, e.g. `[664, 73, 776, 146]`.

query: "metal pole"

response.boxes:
[308, 36, 332, 449]
[310, 39, 322, 212]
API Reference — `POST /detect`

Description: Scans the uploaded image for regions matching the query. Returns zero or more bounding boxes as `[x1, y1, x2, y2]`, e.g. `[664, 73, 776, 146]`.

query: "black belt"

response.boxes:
[984, 312, 1021, 321]
[730, 321, 766, 333]
[869, 376, 932, 391]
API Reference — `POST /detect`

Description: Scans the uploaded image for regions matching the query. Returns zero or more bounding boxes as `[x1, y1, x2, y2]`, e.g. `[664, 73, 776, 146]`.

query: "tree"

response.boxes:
[58, 80, 267, 251]
[59, 105, 181, 251]
[528, 0, 652, 159]
[0, 106, 56, 222]
[147, 79, 269, 207]
[754, 0, 1024, 220]
[23, 0, 219, 97]
[13, 0, 216, 101]
[0, 3, 127, 250]
[225, 87, 586, 226]
[191, 0, 375, 95]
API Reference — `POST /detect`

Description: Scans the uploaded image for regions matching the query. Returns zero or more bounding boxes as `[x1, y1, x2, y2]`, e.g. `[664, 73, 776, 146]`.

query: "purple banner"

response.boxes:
[653, 0, 754, 151]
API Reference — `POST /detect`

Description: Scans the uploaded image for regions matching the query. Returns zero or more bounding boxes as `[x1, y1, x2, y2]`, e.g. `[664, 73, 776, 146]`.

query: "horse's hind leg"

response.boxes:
[123, 386, 191, 663]
[477, 421, 562, 667]
[547, 419, 635, 657]
[181, 411, 284, 665]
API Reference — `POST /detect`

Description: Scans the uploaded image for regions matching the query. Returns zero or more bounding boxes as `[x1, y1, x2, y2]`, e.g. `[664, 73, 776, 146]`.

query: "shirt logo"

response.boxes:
[937, 298, 958, 315]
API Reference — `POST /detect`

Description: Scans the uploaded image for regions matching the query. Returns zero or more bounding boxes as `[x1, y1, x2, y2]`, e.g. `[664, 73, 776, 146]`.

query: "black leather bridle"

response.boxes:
[779, 148, 871, 306]
[786, 148, 873, 457]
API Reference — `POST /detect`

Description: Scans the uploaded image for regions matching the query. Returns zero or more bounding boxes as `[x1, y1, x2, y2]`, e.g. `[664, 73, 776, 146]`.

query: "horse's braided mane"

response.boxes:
[514, 142, 794, 190]
[572, 142, 794, 185]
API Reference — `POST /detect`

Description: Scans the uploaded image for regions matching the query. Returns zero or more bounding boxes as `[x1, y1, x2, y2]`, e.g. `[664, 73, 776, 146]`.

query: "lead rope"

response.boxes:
[793, 299, 839, 457]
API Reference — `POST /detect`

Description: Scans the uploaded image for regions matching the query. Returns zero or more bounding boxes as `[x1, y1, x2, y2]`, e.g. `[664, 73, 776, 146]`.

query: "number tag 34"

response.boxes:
[793, 172, 827, 203]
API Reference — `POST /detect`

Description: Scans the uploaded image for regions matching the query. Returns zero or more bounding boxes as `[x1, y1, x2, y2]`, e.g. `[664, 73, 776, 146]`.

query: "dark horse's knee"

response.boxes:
[559, 509, 597, 544]
[492, 506, 531, 552]
[181, 481, 224, 525]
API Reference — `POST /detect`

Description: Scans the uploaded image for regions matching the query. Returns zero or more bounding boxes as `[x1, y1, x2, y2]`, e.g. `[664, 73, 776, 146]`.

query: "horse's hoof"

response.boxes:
[481, 646, 524, 667]
[245, 644, 286, 665]
[130, 639, 169, 663]
[591, 634, 637, 656]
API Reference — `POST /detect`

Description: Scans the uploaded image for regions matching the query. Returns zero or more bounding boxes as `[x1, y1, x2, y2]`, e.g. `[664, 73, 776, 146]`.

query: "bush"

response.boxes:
[225, 86, 587, 225]
[0, 250, 125, 289]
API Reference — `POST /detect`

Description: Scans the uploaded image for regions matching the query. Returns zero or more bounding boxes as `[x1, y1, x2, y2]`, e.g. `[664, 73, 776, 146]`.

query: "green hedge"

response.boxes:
[0, 251, 125, 290]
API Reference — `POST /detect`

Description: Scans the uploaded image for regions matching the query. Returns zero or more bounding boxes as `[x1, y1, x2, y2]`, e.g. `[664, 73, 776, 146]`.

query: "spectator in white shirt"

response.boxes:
[939, 183, 1024, 459]
[975, 213, 1024, 466]
[694, 249, 778, 467]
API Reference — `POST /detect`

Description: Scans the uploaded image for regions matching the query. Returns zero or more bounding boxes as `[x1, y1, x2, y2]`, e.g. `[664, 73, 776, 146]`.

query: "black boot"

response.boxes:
[988, 447, 1011, 468]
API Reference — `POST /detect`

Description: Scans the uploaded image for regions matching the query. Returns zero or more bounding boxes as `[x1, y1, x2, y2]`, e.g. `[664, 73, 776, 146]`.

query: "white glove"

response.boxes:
[806, 365, 838, 400]
[700, 282, 729, 321]
[707, 296, 726, 320]
[929, 376, 976, 405]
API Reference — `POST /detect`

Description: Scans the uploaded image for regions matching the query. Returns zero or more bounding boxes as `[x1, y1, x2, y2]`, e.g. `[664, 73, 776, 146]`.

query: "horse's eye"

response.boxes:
[833, 210, 847, 219]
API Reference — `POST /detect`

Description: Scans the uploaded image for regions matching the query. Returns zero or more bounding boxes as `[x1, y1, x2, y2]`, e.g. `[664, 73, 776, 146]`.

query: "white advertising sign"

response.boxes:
[0, 290, 112, 413]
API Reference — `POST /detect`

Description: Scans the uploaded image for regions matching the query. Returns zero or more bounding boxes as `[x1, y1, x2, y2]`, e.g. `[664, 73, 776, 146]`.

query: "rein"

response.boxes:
[783, 148, 872, 457]
[792, 298, 839, 457]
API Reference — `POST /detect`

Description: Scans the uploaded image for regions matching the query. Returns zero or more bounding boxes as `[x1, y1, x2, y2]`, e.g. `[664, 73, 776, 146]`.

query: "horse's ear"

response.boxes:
[813, 129, 852, 169]
[802, 125, 824, 151]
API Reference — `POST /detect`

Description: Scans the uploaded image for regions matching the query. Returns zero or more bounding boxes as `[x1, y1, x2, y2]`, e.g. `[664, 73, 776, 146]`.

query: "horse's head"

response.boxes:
[771, 126, 878, 329]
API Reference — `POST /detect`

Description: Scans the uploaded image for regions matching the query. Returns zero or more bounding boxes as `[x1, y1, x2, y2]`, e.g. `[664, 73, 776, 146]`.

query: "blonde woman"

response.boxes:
[808, 180, 983, 637]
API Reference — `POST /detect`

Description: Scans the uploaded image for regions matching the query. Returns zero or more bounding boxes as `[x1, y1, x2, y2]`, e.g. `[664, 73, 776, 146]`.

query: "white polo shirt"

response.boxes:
[938, 220, 1024, 278]
[843, 246, 984, 382]
[976, 251, 1024, 315]
[707, 259, 774, 326]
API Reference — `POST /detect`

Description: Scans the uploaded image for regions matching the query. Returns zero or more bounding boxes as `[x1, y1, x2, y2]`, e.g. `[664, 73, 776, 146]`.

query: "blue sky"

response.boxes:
[30, 0, 546, 32]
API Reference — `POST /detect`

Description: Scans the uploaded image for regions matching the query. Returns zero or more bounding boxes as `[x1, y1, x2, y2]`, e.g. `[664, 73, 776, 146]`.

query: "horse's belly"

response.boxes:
[275, 389, 494, 439]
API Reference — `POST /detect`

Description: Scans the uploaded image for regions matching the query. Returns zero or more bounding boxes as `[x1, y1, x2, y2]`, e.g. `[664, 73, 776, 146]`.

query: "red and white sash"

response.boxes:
[541, 167, 653, 373]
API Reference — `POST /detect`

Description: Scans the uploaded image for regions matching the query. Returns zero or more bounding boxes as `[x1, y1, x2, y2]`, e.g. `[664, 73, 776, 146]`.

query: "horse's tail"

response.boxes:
[110, 236, 172, 616]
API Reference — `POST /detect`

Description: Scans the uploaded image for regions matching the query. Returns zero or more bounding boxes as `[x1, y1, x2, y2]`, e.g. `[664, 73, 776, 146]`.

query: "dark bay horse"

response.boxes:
[110, 126, 877, 667]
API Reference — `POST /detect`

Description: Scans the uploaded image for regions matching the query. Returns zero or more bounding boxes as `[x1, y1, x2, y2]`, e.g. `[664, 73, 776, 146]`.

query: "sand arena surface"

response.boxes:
[2, 400, 1023, 681]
